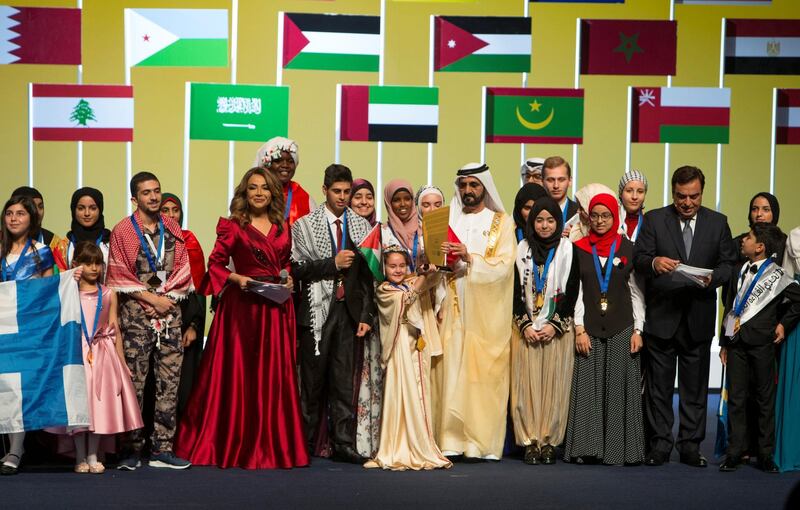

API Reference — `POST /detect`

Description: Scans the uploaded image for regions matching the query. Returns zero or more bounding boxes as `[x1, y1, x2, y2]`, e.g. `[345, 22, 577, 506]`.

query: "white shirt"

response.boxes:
[324, 204, 346, 251]
[574, 257, 646, 332]
[680, 215, 696, 236]
[737, 258, 768, 296]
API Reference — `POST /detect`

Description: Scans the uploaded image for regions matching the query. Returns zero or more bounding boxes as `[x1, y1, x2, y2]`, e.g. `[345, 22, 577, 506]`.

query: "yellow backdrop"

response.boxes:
[2, 0, 799, 263]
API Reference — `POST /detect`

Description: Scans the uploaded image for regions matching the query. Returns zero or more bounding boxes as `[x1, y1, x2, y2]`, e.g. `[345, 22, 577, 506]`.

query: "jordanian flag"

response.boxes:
[434, 16, 531, 73]
[281, 12, 380, 72]
[485, 88, 584, 144]
[358, 223, 383, 282]
[340, 85, 438, 143]
[124, 8, 228, 67]
[724, 19, 800, 75]
[776, 89, 800, 144]
[631, 87, 731, 144]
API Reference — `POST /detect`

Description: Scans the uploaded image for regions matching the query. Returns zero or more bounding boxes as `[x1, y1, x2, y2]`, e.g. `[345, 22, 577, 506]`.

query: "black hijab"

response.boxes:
[68, 187, 110, 244]
[525, 196, 564, 264]
[513, 183, 548, 230]
[747, 192, 780, 227]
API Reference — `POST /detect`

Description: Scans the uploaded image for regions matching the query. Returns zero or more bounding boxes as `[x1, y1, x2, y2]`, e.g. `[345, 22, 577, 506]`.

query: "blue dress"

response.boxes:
[775, 273, 800, 472]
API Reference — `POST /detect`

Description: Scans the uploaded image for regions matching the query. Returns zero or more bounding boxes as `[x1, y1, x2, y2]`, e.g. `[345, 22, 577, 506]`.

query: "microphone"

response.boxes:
[279, 269, 289, 285]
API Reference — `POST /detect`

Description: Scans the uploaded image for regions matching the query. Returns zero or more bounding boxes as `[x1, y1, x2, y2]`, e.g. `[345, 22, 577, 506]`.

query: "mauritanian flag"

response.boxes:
[485, 88, 584, 144]
[776, 89, 800, 145]
[31, 84, 134, 142]
[631, 87, 731, 144]
[0, 6, 81, 65]
[340, 85, 438, 143]
[580, 19, 677, 75]
[434, 16, 531, 73]
[281, 12, 380, 72]
[124, 8, 228, 67]
[724, 19, 800, 75]
[358, 223, 384, 282]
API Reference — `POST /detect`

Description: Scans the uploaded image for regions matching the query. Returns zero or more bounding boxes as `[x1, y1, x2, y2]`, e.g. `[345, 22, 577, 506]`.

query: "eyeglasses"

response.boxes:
[589, 212, 614, 222]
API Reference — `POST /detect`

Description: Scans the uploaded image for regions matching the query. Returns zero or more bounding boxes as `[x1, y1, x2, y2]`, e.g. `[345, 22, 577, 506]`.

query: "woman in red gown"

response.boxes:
[175, 167, 309, 469]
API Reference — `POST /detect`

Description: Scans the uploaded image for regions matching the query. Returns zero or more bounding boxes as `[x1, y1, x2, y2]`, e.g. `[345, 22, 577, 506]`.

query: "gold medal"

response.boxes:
[734, 316, 741, 333]
[416, 336, 426, 352]
[87, 348, 93, 366]
[600, 295, 608, 316]
[535, 292, 544, 309]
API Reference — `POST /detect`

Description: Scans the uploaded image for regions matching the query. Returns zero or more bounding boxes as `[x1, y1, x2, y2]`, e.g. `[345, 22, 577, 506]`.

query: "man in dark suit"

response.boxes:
[634, 166, 737, 468]
[290, 164, 376, 464]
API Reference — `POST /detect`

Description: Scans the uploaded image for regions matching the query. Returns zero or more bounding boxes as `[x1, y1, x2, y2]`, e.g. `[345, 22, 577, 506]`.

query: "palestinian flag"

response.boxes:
[724, 19, 800, 75]
[631, 87, 731, 144]
[340, 85, 438, 143]
[434, 16, 531, 73]
[31, 84, 134, 142]
[580, 19, 677, 75]
[776, 89, 800, 144]
[358, 223, 383, 282]
[0, 6, 81, 65]
[124, 8, 228, 67]
[281, 12, 380, 72]
[485, 88, 584, 144]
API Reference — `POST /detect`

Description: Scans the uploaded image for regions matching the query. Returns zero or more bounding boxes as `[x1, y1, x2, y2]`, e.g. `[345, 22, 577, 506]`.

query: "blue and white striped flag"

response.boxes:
[0, 270, 89, 433]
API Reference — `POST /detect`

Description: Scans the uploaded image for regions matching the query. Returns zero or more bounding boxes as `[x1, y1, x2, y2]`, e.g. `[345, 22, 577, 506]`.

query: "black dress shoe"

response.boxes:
[645, 450, 668, 466]
[332, 445, 368, 464]
[759, 457, 779, 474]
[719, 455, 741, 472]
[679, 452, 708, 468]
[540, 444, 556, 465]
[523, 445, 540, 465]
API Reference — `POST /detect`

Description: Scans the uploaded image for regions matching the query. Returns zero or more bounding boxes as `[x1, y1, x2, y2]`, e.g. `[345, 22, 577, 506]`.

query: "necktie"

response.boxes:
[334, 219, 345, 300]
[682, 219, 693, 259]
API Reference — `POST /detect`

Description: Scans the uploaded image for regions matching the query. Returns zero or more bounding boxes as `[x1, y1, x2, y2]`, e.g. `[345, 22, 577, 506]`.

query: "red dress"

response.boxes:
[174, 217, 309, 469]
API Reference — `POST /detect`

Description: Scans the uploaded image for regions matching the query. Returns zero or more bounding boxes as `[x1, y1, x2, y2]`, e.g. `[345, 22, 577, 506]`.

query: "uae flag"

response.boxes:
[434, 16, 531, 73]
[125, 8, 228, 67]
[31, 84, 134, 142]
[0, 6, 81, 65]
[631, 87, 730, 144]
[724, 19, 800, 75]
[776, 89, 800, 145]
[281, 12, 380, 72]
[358, 223, 383, 282]
[580, 19, 677, 75]
[340, 85, 438, 143]
[485, 88, 584, 144]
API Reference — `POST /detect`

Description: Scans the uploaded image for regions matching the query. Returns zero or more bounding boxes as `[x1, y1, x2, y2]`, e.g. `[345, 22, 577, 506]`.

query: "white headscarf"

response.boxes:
[253, 136, 299, 168]
[415, 185, 445, 221]
[449, 162, 505, 225]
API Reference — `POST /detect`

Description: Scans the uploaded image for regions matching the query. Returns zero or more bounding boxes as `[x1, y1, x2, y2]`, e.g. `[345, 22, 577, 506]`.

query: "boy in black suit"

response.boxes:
[719, 223, 800, 473]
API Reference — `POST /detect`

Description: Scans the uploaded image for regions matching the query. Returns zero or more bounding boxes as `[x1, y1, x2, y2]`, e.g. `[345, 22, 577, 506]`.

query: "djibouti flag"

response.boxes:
[125, 8, 228, 67]
[340, 85, 439, 143]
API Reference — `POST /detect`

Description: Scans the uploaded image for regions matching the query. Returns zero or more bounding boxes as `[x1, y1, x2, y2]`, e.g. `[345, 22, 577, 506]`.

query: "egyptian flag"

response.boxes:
[724, 19, 800, 75]
[0, 6, 81, 65]
[580, 19, 677, 75]
[434, 15, 531, 73]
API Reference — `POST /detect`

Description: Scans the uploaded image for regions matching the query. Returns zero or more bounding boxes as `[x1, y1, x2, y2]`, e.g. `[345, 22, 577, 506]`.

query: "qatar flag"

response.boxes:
[0, 6, 81, 65]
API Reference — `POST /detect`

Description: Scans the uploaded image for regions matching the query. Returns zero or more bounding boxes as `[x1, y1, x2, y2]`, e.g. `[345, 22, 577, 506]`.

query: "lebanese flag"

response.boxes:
[0, 6, 81, 65]
[31, 84, 134, 142]
[776, 89, 800, 145]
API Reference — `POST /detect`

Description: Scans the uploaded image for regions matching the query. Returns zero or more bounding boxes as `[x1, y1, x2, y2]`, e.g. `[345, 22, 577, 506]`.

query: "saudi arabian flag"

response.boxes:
[485, 87, 584, 144]
[358, 223, 384, 282]
[125, 8, 228, 67]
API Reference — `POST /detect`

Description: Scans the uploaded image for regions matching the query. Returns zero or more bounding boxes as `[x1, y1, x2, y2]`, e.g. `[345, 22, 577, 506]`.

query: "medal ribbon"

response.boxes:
[532, 248, 555, 296]
[67, 233, 104, 265]
[284, 185, 293, 220]
[734, 259, 773, 318]
[79, 283, 103, 351]
[129, 214, 164, 272]
[562, 199, 570, 223]
[411, 232, 419, 272]
[591, 239, 618, 296]
[1, 238, 32, 282]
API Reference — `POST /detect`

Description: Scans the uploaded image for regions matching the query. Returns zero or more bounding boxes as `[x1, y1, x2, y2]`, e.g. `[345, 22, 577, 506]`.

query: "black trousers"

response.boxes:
[726, 340, 776, 458]
[299, 301, 361, 453]
[644, 315, 711, 455]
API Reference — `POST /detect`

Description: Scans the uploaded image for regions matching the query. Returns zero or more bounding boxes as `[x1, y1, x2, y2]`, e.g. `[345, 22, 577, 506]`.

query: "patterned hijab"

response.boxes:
[350, 178, 376, 226]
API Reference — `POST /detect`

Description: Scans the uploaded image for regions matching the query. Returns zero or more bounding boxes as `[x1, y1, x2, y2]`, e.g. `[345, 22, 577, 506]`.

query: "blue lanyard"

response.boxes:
[411, 232, 419, 272]
[284, 185, 293, 220]
[515, 227, 524, 242]
[532, 248, 555, 295]
[389, 282, 409, 291]
[629, 211, 643, 241]
[79, 283, 103, 348]
[562, 198, 570, 223]
[734, 260, 772, 317]
[1, 238, 33, 282]
[68, 233, 103, 263]
[37, 231, 44, 244]
[129, 214, 164, 272]
[591, 239, 618, 295]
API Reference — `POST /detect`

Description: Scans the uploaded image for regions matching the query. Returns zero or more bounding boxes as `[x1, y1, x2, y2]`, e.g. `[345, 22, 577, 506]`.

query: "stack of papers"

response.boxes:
[674, 264, 714, 287]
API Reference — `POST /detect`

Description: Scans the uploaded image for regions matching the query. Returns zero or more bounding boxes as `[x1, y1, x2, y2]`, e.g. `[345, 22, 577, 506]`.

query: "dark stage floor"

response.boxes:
[3, 395, 799, 509]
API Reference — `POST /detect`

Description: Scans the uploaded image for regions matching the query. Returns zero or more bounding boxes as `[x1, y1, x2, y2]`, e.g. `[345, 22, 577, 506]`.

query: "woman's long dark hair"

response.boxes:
[1, 195, 42, 268]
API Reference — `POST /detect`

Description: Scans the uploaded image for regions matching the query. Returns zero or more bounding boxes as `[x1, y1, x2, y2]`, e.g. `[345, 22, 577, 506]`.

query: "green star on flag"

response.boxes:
[613, 32, 643, 63]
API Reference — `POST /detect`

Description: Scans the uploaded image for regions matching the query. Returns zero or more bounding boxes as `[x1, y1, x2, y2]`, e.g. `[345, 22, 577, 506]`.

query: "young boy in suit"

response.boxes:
[719, 223, 800, 473]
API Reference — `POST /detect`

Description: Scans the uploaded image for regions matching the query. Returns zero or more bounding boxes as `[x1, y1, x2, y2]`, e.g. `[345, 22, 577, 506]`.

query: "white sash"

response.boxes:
[515, 237, 573, 330]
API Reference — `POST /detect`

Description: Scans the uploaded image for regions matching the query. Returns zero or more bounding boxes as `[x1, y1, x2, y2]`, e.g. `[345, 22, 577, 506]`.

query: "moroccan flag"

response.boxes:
[358, 223, 384, 282]
[31, 84, 134, 142]
[0, 6, 81, 65]
[340, 85, 438, 143]
[776, 89, 800, 145]
[724, 19, 800, 75]
[189, 83, 289, 142]
[631, 87, 731, 144]
[434, 16, 531, 73]
[580, 19, 677, 75]
[281, 12, 380, 72]
[124, 8, 228, 67]
[485, 88, 584, 144]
